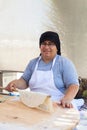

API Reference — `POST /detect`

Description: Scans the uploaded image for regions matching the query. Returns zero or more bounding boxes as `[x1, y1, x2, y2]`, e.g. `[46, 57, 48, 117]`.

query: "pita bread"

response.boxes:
[19, 90, 54, 113]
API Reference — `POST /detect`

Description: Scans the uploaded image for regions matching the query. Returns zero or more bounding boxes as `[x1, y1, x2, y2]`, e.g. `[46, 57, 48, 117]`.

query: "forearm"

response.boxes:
[59, 85, 79, 108]
[5, 78, 28, 92]
[64, 84, 79, 101]
[12, 78, 28, 89]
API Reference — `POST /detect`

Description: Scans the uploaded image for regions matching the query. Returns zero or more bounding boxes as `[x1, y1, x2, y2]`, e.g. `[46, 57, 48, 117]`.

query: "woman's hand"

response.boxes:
[58, 85, 79, 108]
[5, 82, 17, 92]
[5, 78, 28, 92]
[58, 97, 73, 108]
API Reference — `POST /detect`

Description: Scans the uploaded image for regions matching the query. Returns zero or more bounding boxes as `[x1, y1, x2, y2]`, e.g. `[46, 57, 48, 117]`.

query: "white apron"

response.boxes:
[29, 56, 84, 109]
[29, 56, 64, 102]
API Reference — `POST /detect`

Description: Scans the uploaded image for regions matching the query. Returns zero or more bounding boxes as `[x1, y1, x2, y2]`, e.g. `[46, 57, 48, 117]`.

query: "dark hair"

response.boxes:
[39, 31, 61, 55]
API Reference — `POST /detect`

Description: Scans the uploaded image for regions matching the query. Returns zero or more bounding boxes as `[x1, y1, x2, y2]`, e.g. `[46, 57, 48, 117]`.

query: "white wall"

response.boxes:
[0, 0, 45, 71]
[0, 0, 87, 77]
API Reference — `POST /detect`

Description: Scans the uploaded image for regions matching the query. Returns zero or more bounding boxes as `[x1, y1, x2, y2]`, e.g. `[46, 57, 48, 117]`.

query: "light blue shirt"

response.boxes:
[22, 55, 79, 94]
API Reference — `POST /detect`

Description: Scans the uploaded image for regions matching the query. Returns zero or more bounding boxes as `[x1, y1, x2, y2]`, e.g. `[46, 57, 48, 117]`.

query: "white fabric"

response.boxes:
[71, 99, 84, 110]
[29, 56, 64, 101]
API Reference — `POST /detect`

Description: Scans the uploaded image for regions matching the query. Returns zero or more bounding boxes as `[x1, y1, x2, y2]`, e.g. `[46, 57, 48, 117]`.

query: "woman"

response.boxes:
[5, 31, 84, 109]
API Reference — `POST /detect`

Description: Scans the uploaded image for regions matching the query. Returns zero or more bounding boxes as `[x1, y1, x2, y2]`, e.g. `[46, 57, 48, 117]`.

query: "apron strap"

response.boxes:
[35, 55, 57, 70]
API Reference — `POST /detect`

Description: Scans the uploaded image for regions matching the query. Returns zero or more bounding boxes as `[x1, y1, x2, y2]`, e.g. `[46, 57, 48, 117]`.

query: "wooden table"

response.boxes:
[0, 95, 80, 130]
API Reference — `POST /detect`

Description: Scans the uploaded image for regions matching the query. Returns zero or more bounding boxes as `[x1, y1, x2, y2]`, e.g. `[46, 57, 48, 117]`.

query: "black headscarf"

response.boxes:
[39, 31, 61, 55]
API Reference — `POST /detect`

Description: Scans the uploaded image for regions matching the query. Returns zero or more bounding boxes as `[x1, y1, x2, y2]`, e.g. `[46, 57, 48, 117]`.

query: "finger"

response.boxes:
[66, 103, 71, 108]
[57, 100, 66, 107]
[10, 83, 16, 91]
[65, 103, 73, 108]
[61, 102, 66, 108]
[69, 103, 73, 108]
[56, 101, 61, 105]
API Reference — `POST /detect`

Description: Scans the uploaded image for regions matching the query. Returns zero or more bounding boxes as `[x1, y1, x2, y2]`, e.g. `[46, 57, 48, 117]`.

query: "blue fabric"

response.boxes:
[22, 55, 79, 94]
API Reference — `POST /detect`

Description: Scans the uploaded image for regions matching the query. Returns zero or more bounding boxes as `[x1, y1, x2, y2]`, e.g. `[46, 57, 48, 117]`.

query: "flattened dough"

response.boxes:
[19, 90, 54, 112]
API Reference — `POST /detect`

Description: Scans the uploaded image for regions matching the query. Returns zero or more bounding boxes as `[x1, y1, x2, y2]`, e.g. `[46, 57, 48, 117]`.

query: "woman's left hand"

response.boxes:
[58, 85, 79, 108]
[58, 97, 73, 108]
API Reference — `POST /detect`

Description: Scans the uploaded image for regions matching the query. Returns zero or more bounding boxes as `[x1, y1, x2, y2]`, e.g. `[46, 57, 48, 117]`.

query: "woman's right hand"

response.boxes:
[5, 82, 17, 92]
[5, 78, 28, 92]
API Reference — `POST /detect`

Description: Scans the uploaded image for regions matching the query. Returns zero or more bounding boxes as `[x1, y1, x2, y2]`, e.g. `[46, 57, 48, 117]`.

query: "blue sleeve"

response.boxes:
[21, 58, 38, 84]
[62, 58, 79, 88]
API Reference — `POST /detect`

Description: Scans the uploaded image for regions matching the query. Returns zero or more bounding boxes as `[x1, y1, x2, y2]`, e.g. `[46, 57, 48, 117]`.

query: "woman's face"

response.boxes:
[40, 40, 57, 61]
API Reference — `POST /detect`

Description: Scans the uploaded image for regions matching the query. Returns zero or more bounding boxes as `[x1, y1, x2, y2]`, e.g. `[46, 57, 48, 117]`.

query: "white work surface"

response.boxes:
[0, 95, 80, 130]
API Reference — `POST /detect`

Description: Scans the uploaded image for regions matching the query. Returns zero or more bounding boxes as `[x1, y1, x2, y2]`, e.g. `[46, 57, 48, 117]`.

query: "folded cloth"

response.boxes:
[71, 99, 84, 110]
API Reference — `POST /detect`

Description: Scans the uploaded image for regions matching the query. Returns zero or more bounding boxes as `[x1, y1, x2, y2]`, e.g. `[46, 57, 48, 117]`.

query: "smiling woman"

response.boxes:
[0, 0, 87, 77]
[4, 31, 84, 110]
